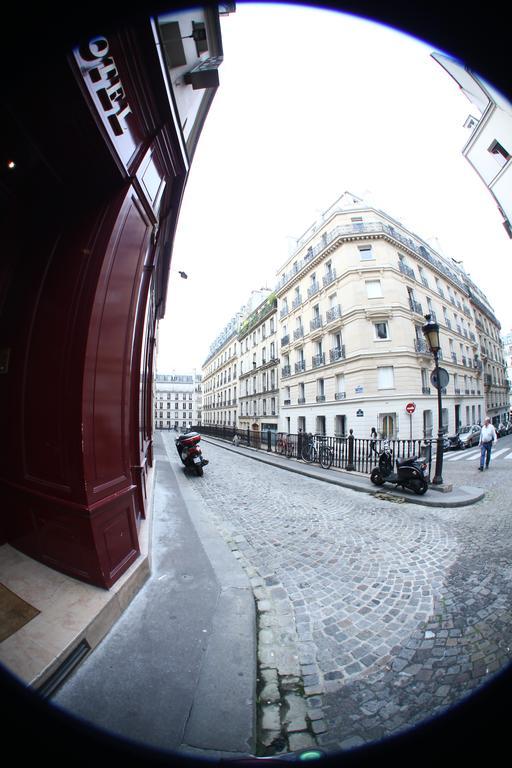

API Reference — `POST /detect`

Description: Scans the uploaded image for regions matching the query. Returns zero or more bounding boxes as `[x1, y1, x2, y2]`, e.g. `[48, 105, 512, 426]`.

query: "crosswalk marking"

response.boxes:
[436, 447, 512, 462]
[480, 447, 509, 460]
[446, 450, 479, 462]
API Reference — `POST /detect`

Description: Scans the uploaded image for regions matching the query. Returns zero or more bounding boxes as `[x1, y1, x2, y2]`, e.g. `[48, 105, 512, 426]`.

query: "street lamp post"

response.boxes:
[422, 314, 444, 485]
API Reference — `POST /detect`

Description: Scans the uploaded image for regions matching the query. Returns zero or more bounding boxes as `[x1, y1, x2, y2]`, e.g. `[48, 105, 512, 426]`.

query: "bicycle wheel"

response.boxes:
[319, 446, 332, 470]
[302, 444, 314, 462]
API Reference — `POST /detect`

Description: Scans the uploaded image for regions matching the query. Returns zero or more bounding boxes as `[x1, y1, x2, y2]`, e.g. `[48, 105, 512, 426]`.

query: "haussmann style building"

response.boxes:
[154, 373, 202, 431]
[275, 192, 508, 441]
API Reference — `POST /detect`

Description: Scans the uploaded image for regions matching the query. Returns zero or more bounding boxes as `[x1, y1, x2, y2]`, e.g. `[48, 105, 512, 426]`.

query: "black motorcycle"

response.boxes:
[371, 441, 428, 495]
[175, 431, 209, 476]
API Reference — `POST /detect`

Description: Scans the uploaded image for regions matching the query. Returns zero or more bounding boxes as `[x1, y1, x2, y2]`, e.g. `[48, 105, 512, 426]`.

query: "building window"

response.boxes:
[358, 245, 373, 260]
[366, 280, 382, 298]
[374, 322, 389, 340]
[378, 366, 394, 389]
[488, 139, 511, 168]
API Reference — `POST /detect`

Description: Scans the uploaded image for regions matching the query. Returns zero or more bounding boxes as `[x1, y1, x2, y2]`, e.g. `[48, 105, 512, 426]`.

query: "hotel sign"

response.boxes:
[74, 35, 142, 168]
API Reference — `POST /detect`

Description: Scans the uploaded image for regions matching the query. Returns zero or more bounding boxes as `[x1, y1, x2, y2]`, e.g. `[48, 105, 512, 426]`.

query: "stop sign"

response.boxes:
[406, 402, 416, 414]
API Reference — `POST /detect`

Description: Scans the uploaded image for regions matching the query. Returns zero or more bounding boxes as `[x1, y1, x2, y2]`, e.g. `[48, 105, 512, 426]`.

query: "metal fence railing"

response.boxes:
[181, 425, 433, 479]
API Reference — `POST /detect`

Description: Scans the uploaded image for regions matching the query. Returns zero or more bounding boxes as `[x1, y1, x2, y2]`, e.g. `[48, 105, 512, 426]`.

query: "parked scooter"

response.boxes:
[175, 431, 209, 476]
[370, 441, 428, 495]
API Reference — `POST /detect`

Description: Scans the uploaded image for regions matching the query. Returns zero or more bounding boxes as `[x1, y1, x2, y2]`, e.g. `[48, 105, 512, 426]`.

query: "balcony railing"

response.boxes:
[281, 334, 290, 347]
[409, 299, 423, 315]
[316, 394, 326, 402]
[329, 345, 346, 362]
[335, 391, 346, 400]
[292, 294, 302, 309]
[280, 306, 289, 319]
[312, 353, 325, 368]
[414, 338, 428, 354]
[322, 269, 336, 287]
[275, 220, 471, 303]
[422, 386, 431, 395]
[298, 397, 306, 404]
[282, 365, 291, 378]
[310, 316, 323, 332]
[295, 360, 306, 373]
[293, 326, 304, 340]
[326, 304, 342, 323]
[307, 282, 320, 298]
[451, 352, 457, 363]
[398, 261, 415, 279]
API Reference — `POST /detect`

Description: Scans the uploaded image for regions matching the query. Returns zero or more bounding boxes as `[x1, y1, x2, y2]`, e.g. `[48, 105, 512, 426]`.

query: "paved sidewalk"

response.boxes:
[201, 436, 485, 508]
[51, 432, 256, 760]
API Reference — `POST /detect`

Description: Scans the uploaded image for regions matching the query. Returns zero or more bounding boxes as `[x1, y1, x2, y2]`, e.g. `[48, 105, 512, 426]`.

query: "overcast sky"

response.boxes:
[156, 1, 512, 374]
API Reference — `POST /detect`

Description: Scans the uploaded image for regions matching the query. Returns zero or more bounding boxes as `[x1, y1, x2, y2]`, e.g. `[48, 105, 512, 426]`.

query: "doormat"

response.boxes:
[0, 583, 40, 642]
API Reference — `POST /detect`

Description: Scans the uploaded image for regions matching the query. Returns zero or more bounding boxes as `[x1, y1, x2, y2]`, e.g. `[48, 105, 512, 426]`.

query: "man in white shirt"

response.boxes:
[478, 417, 498, 470]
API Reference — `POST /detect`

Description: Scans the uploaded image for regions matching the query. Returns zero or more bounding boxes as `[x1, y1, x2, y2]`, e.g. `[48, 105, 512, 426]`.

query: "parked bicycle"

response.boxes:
[301, 433, 333, 469]
[276, 433, 294, 457]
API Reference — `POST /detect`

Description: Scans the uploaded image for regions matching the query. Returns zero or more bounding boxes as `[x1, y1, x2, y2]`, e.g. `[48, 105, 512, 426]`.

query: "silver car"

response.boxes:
[457, 424, 481, 449]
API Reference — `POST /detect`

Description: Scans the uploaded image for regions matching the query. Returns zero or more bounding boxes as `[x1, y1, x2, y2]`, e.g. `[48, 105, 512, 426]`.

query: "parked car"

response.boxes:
[445, 424, 481, 450]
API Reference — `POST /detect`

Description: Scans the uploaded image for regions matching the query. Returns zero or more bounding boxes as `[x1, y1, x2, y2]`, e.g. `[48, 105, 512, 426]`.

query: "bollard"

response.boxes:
[346, 429, 355, 471]
[267, 429, 272, 452]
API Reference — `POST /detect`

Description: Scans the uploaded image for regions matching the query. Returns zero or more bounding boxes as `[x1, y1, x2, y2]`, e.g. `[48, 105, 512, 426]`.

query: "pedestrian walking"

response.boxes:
[369, 427, 378, 456]
[478, 417, 497, 470]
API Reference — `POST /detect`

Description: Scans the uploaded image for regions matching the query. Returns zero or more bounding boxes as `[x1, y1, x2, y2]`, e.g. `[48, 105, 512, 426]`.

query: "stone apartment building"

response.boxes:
[238, 294, 279, 437]
[154, 373, 202, 431]
[275, 192, 507, 440]
[202, 313, 241, 429]
[202, 290, 274, 429]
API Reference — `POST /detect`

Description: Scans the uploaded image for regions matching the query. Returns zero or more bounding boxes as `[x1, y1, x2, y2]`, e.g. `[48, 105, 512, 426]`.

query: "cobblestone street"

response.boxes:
[162, 433, 512, 755]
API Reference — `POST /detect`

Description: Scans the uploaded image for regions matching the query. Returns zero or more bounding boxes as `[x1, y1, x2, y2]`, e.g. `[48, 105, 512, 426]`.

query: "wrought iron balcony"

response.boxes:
[329, 345, 345, 362]
[422, 387, 431, 395]
[398, 261, 415, 279]
[280, 306, 289, 319]
[282, 365, 291, 378]
[409, 299, 423, 315]
[295, 359, 306, 373]
[298, 397, 306, 404]
[307, 281, 320, 298]
[414, 338, 429, 354]
[451, 352, 457, 363]
[316, 395, 326, 402]
[281, 334, 290, 347]
[326, 304, 342, 323]
[292, 294, 302, 309]
[322, 269, 336, 287]
[293, 326, 304, 340]
[310, 316, 323, 332]
[335, 391, 346, 400]
[312, 353, 325, 368]
[421, 277, 429, 289]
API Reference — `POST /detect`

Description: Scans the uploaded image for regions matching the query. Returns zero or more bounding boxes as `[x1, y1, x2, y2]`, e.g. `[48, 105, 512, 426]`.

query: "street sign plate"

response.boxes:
[430, 367, 449, 389]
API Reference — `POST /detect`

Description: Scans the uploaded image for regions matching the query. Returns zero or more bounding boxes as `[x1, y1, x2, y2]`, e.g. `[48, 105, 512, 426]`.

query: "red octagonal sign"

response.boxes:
[406, 402, 416, 414]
